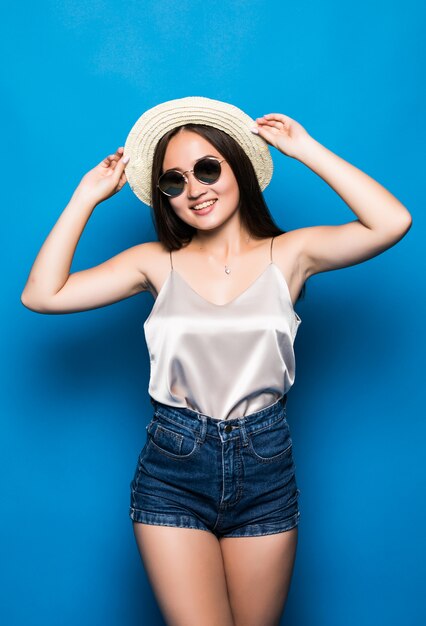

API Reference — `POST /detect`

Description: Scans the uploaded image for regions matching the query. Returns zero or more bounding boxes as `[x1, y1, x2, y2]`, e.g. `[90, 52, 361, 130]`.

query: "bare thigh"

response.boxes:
[220, 526, 298, 626]
[132, 522, 235, 626]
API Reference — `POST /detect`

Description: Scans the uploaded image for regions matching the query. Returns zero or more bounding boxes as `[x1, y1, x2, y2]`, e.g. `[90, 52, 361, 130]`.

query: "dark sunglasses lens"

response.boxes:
[158, 171, 185, 196]
[194, 158, 221, 184]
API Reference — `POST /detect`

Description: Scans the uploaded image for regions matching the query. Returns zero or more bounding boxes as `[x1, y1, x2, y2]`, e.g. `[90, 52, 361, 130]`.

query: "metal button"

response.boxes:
[224, 424, 233, 433]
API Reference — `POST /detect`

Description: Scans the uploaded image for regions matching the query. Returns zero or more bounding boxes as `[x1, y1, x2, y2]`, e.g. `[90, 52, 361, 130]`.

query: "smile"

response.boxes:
[192, 199, 217, 211]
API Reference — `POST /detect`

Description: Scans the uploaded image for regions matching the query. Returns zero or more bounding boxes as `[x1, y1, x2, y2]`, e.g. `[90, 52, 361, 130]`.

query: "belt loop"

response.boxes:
[197, 414, 207, 443]
[237, 417, 249, 446]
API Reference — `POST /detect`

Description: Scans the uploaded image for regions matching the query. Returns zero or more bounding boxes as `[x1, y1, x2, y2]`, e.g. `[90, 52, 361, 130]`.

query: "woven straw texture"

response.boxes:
[123, 96, 273, 207]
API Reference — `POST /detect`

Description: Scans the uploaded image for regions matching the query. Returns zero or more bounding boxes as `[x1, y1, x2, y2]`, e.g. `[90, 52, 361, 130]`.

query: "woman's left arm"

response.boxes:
[253, 113, 413, 278]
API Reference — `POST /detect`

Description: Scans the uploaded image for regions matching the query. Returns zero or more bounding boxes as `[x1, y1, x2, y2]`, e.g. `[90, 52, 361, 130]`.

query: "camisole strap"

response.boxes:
[270, 236, 275, 263]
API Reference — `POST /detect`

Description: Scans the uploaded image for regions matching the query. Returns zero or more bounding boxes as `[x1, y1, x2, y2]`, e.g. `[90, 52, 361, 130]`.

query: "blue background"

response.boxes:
[2, 1, 424, 625]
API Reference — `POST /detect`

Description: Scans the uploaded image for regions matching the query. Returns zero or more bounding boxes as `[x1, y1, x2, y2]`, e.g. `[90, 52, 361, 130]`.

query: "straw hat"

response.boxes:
[123, 96, 273, 207]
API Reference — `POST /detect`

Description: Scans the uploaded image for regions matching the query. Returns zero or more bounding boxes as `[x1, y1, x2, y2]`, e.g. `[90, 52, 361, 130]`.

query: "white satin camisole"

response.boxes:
[143, 236, 302, 421]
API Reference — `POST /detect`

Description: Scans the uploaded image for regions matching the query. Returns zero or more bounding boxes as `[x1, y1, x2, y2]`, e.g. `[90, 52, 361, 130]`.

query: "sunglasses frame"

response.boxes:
[157, 156, 226, 198]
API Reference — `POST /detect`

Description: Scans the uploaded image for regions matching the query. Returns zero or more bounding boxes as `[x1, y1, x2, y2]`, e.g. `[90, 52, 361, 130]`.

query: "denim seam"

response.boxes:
[222, 511, 300, 538]
[247, 413, 287, 436]
[151, 395, 286, 427]
[156, 424, 184, 440]
[129, 510, 211, 533]
[147, 436, 202, 461]
[246, 439, 293, 464]
[153, 412, 198, 435]
[152, 412, 288, 441]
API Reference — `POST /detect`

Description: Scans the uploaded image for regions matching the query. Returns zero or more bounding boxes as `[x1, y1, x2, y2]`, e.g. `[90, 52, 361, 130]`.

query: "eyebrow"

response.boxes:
[164, 154, 220, 173]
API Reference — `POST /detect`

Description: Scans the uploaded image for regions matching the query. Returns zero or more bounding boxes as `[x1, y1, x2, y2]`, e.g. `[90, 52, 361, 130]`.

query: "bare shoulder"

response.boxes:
[133, 240, 172, 296]
[87, 239, 167, 290]
[273, 225, 344, 280]
[271, 229, 310, 304]
[272, 228, 310, 278]
[273, 229, 305, 256]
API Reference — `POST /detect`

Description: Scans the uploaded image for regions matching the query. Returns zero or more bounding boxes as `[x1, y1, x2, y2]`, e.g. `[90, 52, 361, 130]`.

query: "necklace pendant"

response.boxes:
[225, 266, 231, 274]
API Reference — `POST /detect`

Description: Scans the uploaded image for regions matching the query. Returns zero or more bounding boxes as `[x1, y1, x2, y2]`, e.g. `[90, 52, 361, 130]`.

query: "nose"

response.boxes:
[186, 171, 208, 200]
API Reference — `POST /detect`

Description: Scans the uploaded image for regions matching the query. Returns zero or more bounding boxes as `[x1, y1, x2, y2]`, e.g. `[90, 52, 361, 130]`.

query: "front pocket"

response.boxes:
[247, 414, 293, 463]
[153, 424, 184, 455]
[147, 416, 200, 459]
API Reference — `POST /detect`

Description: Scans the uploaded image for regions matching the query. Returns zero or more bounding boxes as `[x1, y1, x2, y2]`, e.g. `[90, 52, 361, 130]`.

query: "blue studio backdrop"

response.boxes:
[2, 1, 424, 625]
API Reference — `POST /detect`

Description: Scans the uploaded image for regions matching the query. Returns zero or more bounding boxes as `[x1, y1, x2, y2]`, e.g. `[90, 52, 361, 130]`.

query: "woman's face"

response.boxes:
[161, 130, 240, 230]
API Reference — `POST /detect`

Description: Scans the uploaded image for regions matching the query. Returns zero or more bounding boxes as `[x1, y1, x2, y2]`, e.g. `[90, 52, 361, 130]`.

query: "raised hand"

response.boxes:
[75, 147, 130, 206]
[252, 113, 313, 160]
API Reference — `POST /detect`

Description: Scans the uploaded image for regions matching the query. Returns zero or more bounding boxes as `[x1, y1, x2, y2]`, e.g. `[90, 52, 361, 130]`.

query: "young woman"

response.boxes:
[21, 97, 412, 626]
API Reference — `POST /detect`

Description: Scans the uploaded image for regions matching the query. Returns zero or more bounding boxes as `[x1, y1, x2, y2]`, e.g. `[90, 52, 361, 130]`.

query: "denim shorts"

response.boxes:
[129, 394, 301, 538]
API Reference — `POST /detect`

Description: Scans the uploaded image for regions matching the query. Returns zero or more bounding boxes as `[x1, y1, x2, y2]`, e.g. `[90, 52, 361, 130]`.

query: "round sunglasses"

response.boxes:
[157, 156, 226, 198]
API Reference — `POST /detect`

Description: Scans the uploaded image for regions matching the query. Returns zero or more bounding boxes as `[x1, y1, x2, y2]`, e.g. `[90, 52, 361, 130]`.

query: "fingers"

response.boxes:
[107, 147, 124, 161]
[101, 147, 126, 168]
[256, 113, 290, 128]
[255, 118, 288, 135]
[112, 149, 130, 181]
[258, 113, 289, 122]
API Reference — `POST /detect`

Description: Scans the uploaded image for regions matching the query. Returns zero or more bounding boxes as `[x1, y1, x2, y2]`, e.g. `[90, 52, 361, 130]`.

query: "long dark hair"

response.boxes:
[150, 123, 306, 302]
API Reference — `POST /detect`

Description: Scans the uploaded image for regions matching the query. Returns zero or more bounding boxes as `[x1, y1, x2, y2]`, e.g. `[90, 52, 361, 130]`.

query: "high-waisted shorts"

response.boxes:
[129, 394, 301, 538]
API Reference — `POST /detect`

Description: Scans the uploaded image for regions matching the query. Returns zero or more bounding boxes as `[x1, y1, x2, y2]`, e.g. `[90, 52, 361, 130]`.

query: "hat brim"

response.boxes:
[123, 96, 273, 207]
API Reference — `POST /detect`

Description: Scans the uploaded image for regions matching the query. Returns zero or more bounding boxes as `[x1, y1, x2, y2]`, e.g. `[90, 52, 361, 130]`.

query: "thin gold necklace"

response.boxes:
[196, 235, 251, 275]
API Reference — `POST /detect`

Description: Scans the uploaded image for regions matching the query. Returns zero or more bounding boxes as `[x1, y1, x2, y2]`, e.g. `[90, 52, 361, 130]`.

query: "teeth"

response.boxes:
[192, 199, 216, 210]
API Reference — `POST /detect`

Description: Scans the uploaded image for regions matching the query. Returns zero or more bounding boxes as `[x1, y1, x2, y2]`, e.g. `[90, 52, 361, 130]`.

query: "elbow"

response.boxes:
[400, 203, 413, 230]
[20, 281, 38, 311]
[20, 291, 47, 313]
[20, 290, 31, 309]
[397, 211, 413, 238]
[374, 212, 413, 251]
[20, 292, 36, 312]
[388, 210, 413, 242]
[405, 212, 413, 231]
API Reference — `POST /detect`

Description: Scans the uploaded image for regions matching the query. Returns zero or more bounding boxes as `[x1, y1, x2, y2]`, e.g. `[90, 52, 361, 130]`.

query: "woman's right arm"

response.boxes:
[21, 147, 151, 314]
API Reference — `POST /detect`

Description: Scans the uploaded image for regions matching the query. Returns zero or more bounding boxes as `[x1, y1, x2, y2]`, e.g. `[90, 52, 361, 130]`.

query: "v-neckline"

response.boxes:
[151, 261, 295, 306]
[144, 262, 300, 328]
